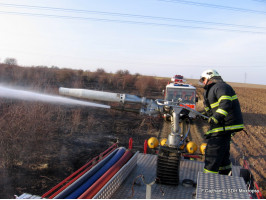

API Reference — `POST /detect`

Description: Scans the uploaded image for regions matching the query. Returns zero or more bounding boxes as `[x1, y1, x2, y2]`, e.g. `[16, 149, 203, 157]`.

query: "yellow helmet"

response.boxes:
[148, 137, 159, 149]
[160, 138, 167, 146]
[186, 141, 197, 154]
[200, 143, 207, 155]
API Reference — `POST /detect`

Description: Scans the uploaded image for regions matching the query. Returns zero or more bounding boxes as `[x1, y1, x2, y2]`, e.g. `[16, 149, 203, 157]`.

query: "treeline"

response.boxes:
[0, 64, 168, 96]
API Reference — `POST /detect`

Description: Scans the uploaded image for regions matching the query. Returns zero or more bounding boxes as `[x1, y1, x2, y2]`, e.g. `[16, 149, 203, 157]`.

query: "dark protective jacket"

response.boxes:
[203, 81, 244, 136]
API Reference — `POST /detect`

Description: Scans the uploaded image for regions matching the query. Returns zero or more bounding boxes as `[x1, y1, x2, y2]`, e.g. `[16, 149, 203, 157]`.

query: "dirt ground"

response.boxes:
[0, 84, 265, 199]
[230, 87, 266, 196]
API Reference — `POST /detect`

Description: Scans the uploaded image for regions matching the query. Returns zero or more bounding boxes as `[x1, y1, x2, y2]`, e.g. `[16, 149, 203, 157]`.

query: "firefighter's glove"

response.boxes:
[201, 111, 207, 115]
[199, 112, 208, 120]
[208, 116, 218, 125]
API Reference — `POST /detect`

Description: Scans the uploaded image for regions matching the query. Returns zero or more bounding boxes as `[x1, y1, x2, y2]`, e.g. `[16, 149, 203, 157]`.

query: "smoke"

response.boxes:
[0, 85, 110, 109]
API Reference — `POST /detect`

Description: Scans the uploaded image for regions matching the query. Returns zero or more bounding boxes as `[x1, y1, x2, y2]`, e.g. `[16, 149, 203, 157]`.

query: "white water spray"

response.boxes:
[0, 85, 110, 109]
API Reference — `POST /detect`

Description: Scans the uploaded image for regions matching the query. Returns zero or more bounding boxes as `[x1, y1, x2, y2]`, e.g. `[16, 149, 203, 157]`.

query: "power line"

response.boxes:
[0, 10, 266, 34]
[0, 3, 266, 30]
[155, 0, 266, 15]
[252, 0, 266, 3]
[2, 10, 266, 35]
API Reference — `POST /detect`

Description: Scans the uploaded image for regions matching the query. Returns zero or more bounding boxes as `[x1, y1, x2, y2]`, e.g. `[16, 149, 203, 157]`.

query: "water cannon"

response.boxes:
[59, 87, 161, 116]
[59, 87, 146, 104]
[59, 87, 208, 147]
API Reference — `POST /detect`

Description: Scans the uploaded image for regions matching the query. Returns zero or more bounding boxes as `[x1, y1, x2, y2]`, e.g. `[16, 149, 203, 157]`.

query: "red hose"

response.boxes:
[78, 150, 133, 199]
[42, 143, 117, 198]
[48, 161, 96, 199]
[42, 156, 97, 198]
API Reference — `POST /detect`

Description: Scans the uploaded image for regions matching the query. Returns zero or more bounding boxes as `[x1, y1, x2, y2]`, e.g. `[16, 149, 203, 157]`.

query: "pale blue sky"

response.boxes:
[0, 0, 266, 84]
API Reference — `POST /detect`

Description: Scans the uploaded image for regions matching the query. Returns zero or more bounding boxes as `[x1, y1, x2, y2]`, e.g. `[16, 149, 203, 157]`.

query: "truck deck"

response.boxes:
[17, 151, 252, 199]
[95, 152, 250, 199]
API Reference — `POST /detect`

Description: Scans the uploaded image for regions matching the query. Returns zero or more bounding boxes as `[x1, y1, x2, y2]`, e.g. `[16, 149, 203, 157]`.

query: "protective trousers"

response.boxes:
[204, 133, 232, 175]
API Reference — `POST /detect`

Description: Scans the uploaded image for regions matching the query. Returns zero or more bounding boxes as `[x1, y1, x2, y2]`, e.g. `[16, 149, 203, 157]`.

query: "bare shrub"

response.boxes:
[56, 69, 74, 85]
[0, 101, 58, 168]
[135, 76, 156, 96]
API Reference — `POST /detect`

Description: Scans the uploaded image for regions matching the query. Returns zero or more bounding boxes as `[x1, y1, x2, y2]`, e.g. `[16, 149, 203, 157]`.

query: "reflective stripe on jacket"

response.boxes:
[204, 81, 244, 135]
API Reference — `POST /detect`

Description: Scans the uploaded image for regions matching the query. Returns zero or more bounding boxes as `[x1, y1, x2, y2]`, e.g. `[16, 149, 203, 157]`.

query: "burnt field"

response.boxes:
[0, 65, 265, 198]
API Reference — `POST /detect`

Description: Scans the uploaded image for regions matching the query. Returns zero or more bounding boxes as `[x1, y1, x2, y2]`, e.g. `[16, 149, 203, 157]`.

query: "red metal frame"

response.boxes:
[128, 138, 133, 150]
[144, 140, 147, 154]
[42, 143, 118, 199]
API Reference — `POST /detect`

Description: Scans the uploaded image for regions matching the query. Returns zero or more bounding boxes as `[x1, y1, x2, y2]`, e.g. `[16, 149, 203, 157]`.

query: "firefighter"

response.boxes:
[199, 69, 244, 175]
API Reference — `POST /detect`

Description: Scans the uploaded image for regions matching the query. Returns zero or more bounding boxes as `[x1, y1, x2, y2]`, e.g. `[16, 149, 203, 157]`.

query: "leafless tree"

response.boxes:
[4, 58, 17, 65]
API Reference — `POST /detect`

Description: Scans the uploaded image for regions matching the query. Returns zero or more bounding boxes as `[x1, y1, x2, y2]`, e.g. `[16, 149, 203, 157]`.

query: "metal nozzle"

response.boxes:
[59, 87, 124, 103]
[59, 87, 148, 105]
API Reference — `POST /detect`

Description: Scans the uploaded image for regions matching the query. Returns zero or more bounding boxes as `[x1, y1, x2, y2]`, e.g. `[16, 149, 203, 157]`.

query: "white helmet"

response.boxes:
[200, 69, 221, 82]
